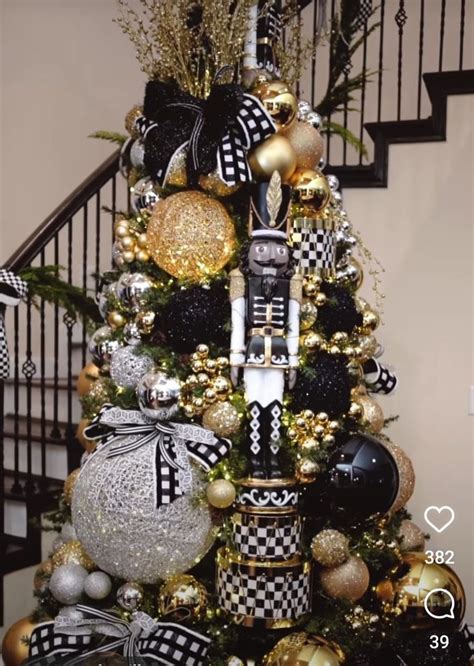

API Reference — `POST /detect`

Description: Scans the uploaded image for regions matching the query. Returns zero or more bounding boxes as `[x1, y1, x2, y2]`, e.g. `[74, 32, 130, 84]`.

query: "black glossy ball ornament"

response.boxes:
[292, 352, 351, 418]
[327, 433, 399, 515]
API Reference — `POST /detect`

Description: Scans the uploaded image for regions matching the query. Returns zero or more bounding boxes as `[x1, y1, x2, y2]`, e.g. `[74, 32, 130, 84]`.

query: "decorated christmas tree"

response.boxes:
[2, 2, 471, 665]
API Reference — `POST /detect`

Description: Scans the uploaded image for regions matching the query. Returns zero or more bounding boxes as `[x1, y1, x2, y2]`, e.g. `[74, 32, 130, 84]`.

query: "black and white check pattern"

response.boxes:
[364, 358, 398, 395]
[232, 513, 302, 560]
[217, 560, 312, 620]
[29, 622, 92, 659]
[291, 222, 335, 276]
[0, 269, 28, 378]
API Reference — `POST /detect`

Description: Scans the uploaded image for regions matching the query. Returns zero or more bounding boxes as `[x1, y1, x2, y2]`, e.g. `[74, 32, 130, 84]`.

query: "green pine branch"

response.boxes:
[89, 130, 128, 145]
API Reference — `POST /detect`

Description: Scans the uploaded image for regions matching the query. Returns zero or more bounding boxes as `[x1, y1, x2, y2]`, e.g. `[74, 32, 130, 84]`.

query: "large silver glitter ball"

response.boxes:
[136, 370, 181, 420]
[88, 326, 123, 367]
[110, 346, 155, 389]
[130, 177, 161, 213]
[116, 273, 155, 313]
[49, 564, 88, 605]
[117, 582, 144, 611]
[130, 140, 145, 169]
[71, 441, 216, 583]
[84, 571, 112, 600]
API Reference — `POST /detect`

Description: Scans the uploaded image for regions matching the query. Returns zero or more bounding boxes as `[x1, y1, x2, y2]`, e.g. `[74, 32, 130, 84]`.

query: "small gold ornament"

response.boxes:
[206, 479, 236, 509]
[1, 616, 39, 666]
[375, 579, 395, 603]
[63, 468, 81, 505]
[398, 519, 425, 552]
[295, 457, 320, 483]
[303, 331, 323, 350]
[213, 375, 232, 400]
[34, 559, 53, 591]
[135, 310, 156, 335]
[158, 574, 208, 621]
[51, 540, 95, 572]
[107, 311, 126, 330]
[248, 134, 297, 182]
[320, 555, 370, 601]
[282, 121, 324, 170]
[291, 168, 331, 213]
[119, 235, 136, 251]
[147, 191, 236, 281]
[354, 394, 385, 433]
[382, 440, 415, 513]
[252, 80, 298, 130]
[199, 169, 242, 198]
[300, 301, 318, 330]
[76, 362, 100, 397]
[76, 418, 95, 453]
[135, 249, 150, 263]
[362, 309, 380, 332]
[348, 402, 364, 419]
[226, 657, 245, 666]
[262, 632, 345, 666]
[122, 250, 136, 263]
[311, 529, 350, 567]
[202, 401, 241, 437]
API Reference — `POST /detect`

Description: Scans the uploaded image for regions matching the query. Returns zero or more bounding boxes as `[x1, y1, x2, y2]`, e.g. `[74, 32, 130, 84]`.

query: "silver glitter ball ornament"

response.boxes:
[84, 571, 113, 600]
[136, 370, 181, 420]
[297, 99, 312, 119]
[130, 140, 145, 169]
[88, 326, 123, 367]
[57, 606, 85, 622]
[61, 522, 77, 542]
[123, 321, 142, 346]
[116, 273, 155, 313]
[326, 174, 340, 191]
[49, 564, 87, 605]
[117, 582, 144, 611]
[130, 177, 160, 213]
[305, 111, 322, 130]
[110, 346, 155, 389]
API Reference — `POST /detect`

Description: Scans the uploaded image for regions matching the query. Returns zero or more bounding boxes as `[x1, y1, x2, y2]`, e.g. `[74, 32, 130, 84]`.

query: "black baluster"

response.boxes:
[51, 234, 61, 440]
[65, 219, 76, 474]
[438, 0, 446, 71]
[326, 0, 336, 166]
[459, 0, 466, 70]
[12, 307, 21, 494]
[377, 0, 386, 122]
[95, 190, 101, 292]
[395, 0, 407, 121]
[359, 18, 369, 165]
[416, 0, 425, 119]
[82, 203, 89, 368]
[311, 0, 318, 109]
[22, 295, 37, 494]
[39, 249, 47, 489]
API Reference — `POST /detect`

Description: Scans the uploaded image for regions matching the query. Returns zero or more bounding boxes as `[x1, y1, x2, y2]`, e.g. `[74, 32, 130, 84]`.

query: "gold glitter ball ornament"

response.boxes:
[282, 121, 325, 170]
[354, 394, 385, 433]
[248, 134, 297, 183]
[76, 362, 100, 397]
[382, 440, 415, 513]
[206, 479, 236, 509]
[125, 104, 143, 138]
[63, 468, 81, 505]
[202, 401, 241, 437]
[147, 191, 236, 281]
[165, 145, 188, 188]
[1, 616, 40, 666]
[199, 169, 242, 198]
[158, 574, 208, 621]
[290, 168, 331, 213]
[311, 529, 350, 567]
[51, 540, 96, 572]
[252, 80, 298, 130]
[320, 555, 370, 602]
[262, 632, 345, 666]
[398, 519, 425, 552]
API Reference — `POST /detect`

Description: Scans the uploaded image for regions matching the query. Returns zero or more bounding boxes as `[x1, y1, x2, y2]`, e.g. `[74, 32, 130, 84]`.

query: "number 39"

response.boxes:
[425, 550, 455, 564]
[430, 635, 450, 649]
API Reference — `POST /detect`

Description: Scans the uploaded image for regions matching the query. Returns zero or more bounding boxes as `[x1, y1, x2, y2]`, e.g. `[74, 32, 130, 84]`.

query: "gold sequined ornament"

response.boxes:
[248, 134, 297, 182]
[147, 191, 236, 281]
[311, 529, 350, 567]
[320, 555, 370, 601]
[398, 519, 425, 552]
[1, 616, 40, 666]
[282, 121, 325, 170]
[392, 552, 465, 630]
[291, 168, 331, 213]
[125, 104, 143, 138]
[206, 479, 236, 509]
[63, 468, 81, 506]
[159, 574, 208, 621]
[354, 393, 385, 433]
[382, 440, 415, 513]
[252, 80, 298, 130]
[202, 401, 241, 437]
[76, 362, 100, 397]
[51, 540, 95, 572]
[262, 632, 345, 666]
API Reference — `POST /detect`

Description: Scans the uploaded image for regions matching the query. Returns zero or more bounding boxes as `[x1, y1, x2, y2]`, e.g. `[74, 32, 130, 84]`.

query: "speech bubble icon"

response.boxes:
[423, 588, 456, 620]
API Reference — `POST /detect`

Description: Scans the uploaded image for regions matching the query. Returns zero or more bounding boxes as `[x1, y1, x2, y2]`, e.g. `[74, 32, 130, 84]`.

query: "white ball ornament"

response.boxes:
[49, 564, 88, 605]
[84, 571, 113, 600]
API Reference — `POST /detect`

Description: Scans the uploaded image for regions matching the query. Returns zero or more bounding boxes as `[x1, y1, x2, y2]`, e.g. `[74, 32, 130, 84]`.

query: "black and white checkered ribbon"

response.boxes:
[0, 269, 28, 379]
[84, 405, 231, 505]
[28, 605, 211, 664]
[363, 357, 398, 395]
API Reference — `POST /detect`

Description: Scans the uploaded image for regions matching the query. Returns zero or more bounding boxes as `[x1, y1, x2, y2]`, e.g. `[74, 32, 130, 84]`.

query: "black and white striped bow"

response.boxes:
[0, 269, 27, 379]
[28, 605, 211, 664]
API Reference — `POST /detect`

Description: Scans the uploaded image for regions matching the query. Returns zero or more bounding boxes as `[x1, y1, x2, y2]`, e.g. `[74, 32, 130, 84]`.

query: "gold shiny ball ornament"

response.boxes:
[301, 438, 319, 452]
[202, 401, 241, 437]
[311, 529, 350, 567]
[199, 170, 242, 198]
[135, 249, 150, 263]
[158, 574, 208, 621]
[382, 440, 415, 513]
[300, 301, 318, 330]
[362, 309, 380, 332]
[147, 191, 236, 282]
[1, 616, 39, 666]
[122, 250, 136, 264]
[135, 310, 156, 335]
[303, 331, 323, 351]
[119, 235, 136, 251]
[290, 168, 331, 213]
[114, 222, 130, 239]
[295, 457, 320, 484]
[248, 134, 297, 183]
[375, 578, 395, 603]
[262, 632, 345, 666]
[398, 519, 425, 552]
[355, 394, 385, 433]
[252, 80, 298, 130]
[34, 559, 53, 592]
[107, 311, 127, 330]
[76, 362, 100, 397]
[348, 402, 364, 419]
[196, 344, 210, 357]
[75, 418, 95, 453]
[282, 120, 325, 170]
[212, 375, 232, 400]
[320, 555, 370, 602]
[125, 104, 143, 138]
[137, 233, 148, 249]
[314, 292, 327, 307]
[337, 257, 364, 290]
[206, 479, 237, 509]
[63, 468, 81, 506]
[51, 540, 95, 572]
[393, 552, 465, 630]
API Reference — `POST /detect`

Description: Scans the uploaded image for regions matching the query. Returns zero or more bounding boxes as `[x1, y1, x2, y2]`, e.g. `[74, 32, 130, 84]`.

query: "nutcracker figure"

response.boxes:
[230, 172, 302, 479]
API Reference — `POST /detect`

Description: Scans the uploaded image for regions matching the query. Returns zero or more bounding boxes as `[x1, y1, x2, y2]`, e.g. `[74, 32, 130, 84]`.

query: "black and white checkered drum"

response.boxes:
[231, 512, 302, 561]
[290, 217, 336, 277]
[216, 548, 312, 624]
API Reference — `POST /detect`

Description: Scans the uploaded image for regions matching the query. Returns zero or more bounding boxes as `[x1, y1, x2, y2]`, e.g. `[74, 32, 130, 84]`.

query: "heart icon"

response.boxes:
[423, 506, 455, 533]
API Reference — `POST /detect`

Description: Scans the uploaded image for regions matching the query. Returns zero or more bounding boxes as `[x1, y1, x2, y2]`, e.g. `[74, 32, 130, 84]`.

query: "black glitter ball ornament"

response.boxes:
[292, 352, 351, 417]
[327, 433, 399, 515]
[161, 281, 230, 353]
[317, 282, 362, 336]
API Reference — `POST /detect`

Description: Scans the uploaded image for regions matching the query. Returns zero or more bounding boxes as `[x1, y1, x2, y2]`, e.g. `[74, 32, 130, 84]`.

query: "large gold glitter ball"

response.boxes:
[290, 168, 331, 212]
[158, 574, 208, 621]
[206, 479, 236, 509]
[248, 134, 297, 182]
[398, 519, 425, 552]
[63, 468, 81, 506]
[51, 540, 96, 572]
[76, 362, 100, 397]
[202, 401, 241, 437]
[283, 121, 325, 170]
[262, 632, 345, 666]
[355, 394, 385, 433]
[393, 552, 465, 630]
[382, 440, 415, 513]
[311, 529, 350, 567]
[147, 191, 236, 281]
[252, 80, 298, 130]
[1, 616, 39, 666]
[320, 555, 370, 601]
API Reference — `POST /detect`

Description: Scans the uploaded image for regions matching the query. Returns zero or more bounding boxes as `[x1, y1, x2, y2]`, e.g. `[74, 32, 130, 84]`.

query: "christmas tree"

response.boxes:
[2, 2, 470, 665]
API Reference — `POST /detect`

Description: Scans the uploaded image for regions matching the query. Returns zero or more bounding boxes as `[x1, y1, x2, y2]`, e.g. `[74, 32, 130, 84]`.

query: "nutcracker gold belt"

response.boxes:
[249, 327, 285, 337]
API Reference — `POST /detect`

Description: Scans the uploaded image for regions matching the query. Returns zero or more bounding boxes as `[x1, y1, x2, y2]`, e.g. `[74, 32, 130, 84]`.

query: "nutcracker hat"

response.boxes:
[248, 170, 291, 240]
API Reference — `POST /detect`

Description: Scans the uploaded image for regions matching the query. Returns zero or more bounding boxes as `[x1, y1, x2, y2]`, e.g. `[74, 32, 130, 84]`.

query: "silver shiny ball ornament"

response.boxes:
[129, 140, 145, 169]
[305, 110, 322, 130]
[130, 177, 160, 214]
[88, 326, 123, 367]
[49, 564, 88, 605]
[318, 155, 326, 171]
[297, 99, 312, 120]
[97, 282, 117, 320]
[123, 321, 142, 346]
[112, 242, 127, 271]
[117, 582, 144, 611]
[116, 273, 156, 313]
[84, 571, 113, 600]
[136, 370, 181, 420]
[110, 346, 155, 389]
[326, 174, 340, 191]
[332, 190, 343, 204]
[60, 522, 77, 542]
